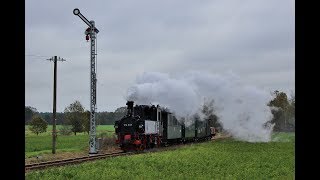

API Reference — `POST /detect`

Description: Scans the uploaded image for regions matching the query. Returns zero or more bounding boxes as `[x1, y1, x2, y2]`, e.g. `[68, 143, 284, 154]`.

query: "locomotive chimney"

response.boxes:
[126, 101, 134, 116]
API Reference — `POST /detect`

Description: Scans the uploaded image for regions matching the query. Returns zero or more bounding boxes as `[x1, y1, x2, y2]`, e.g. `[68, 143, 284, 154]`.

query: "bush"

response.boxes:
[29, 116, 48, 135]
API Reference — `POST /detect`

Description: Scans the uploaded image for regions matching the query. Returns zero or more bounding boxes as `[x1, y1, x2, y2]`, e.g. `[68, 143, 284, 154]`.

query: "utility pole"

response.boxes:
[73, 8, 99, 154]
[47, 56, 66, 154]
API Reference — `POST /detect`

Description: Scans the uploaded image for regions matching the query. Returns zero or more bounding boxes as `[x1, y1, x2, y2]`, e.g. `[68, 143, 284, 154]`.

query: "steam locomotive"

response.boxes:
[114, 101, 216, 151]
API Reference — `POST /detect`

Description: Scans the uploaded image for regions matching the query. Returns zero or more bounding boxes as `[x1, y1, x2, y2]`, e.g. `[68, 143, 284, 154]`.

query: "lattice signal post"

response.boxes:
[73, 8, 99, 154]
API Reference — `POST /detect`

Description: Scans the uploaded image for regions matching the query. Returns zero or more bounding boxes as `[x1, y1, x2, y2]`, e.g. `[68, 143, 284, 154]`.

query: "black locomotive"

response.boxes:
[114, 101, 216, 151]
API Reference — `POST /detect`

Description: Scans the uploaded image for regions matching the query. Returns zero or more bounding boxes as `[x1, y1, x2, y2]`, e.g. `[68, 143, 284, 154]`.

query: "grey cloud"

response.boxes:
[26, 0, 294, 112]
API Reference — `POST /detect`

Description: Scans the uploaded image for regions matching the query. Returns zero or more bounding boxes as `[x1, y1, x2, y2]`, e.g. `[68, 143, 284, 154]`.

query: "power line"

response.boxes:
[26, 54, 52, 58]
[26, 54, 53, 61]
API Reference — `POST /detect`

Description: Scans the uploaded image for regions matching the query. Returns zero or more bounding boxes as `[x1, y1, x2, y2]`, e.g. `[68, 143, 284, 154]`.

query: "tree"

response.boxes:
[83, 110, 90, 134]
[64, 100, 85, 135]
[96, 112, 107, 125]
[25, 106, 38, 124]
[268, 90, 289, 109]
[56, 112, 66, 125]
[201, 99, 222, 131]
[268, 90, 294, 131]
[105, 112, 115, 124]
[287, 91, 295, 131]
[29, 116, 48, 135]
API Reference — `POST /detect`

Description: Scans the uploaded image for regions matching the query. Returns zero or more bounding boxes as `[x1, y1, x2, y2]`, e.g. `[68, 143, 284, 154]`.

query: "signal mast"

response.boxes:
[73, 8, 99, 154]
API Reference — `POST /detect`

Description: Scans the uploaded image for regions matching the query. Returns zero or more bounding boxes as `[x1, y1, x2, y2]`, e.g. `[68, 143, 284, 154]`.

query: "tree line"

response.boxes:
[25, 101, 127, 135]
[25, 104, 127, 126]
[26, 90, 295, 135]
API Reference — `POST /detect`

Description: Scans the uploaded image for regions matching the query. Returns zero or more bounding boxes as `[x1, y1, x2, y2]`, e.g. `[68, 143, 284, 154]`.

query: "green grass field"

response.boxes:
[271, 132, 295, 142]
[25, 125, 115, 158]
[25, 133, 295, 179]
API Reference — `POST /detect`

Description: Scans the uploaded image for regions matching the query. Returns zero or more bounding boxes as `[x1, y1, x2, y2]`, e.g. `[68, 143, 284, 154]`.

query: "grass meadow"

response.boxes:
[25, 125, 115, 158]
[25, 132, 295, 179]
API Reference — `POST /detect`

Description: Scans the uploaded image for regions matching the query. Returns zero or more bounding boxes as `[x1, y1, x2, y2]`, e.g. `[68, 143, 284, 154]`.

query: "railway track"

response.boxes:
[25, 152, 132, 172]
[25, 135, 230, 173]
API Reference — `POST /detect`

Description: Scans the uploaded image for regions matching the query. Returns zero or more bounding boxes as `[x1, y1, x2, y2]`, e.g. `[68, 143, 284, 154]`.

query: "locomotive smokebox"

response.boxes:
[126, 101, 134, 116]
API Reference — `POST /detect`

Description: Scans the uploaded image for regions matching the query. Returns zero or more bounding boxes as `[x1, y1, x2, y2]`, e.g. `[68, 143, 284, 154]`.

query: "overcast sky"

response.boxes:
[25, 0, 295, 113]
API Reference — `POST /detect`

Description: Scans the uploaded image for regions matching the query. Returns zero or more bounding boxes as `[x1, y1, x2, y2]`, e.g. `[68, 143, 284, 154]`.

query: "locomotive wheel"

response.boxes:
[137, 145, 144, 151]
[136, 144, 145, 151]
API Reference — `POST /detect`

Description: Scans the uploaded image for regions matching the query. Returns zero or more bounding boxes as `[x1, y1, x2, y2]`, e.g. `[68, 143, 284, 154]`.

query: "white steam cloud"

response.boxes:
[126, 71, 274, 142]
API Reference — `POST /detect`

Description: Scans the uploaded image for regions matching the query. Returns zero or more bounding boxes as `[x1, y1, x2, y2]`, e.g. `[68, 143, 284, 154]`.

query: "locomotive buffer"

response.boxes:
[73, 8, 99, 154]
